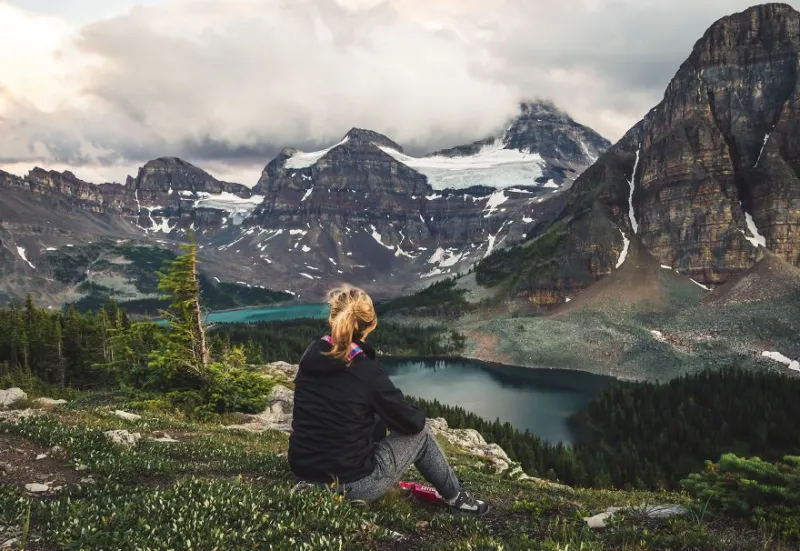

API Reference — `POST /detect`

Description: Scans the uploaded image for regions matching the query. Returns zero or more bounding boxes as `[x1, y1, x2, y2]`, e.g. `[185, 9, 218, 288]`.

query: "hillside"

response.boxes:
[549, 239, 706, 317]
[1, 386, 796, 551]
[703, 251, 800, 305]
[456, 280, 800, 381]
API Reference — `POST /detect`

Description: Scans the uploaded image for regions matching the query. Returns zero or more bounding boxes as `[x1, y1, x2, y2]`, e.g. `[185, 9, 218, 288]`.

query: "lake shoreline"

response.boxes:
[382, 355, 617, 385]
[206, 300, 321, 315]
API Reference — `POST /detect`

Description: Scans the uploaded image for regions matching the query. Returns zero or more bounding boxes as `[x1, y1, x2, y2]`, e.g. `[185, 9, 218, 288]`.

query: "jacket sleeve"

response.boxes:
[364, 361, 426, 435]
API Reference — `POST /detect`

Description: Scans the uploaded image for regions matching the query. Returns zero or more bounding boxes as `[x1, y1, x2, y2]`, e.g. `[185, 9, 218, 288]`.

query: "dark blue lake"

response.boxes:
[384, 359, 612, 445]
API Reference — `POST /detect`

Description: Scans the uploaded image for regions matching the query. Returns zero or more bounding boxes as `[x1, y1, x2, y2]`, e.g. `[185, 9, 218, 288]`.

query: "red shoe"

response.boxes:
[398, 481, 444, 504]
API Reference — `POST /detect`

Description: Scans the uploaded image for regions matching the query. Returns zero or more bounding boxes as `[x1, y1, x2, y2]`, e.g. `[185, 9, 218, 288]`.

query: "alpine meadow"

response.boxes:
[1, 2, 800, 550]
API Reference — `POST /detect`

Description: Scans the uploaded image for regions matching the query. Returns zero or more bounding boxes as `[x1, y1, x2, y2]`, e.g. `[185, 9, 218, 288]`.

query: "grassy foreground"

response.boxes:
[0, 399, 794, 551]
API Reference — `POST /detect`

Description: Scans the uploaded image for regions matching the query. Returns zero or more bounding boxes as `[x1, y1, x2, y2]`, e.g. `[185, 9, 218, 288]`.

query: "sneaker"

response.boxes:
[446, 491, 489, 517]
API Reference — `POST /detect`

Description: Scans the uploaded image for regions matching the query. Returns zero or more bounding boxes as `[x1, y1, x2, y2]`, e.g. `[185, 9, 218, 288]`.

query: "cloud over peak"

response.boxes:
[0, 0, 767, 185]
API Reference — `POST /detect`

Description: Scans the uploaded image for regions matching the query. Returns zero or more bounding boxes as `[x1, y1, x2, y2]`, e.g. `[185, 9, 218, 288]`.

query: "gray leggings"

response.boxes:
[343, 427, 461, 502]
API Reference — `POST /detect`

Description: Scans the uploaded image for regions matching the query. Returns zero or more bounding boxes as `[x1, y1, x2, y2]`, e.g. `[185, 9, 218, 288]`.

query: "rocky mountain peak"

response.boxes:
[342, 128, 404, 152]
[503, 101, 611, 165]
[27, 167, 94, 189]
[127, 157, 249, 197]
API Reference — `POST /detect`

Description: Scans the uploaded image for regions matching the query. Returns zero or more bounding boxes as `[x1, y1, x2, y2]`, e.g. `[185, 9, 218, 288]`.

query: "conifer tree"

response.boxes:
[152, 235, 211, 382]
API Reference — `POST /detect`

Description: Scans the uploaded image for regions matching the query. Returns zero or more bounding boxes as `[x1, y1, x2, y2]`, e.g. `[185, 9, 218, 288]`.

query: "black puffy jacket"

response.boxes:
[288, 338, 426, 483]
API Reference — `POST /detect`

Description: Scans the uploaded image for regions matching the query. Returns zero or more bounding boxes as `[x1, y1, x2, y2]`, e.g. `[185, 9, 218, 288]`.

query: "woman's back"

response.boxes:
[289, 339, 376, 483]
[289, 338, 425, 483]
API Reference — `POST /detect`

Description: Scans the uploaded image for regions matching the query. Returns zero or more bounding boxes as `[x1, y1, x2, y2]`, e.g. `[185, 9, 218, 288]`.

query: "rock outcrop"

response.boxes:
[425, 417, 513, 473]
[104, 430, 142, 448]
[114, 410, 142, 422]
[583, 504, 689, 529]
[33, 398, 67, 408]
[0, 388, 27, 409]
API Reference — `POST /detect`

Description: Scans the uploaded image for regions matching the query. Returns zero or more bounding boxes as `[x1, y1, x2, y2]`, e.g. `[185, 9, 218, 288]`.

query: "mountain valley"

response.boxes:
[0, 4, 798, 383]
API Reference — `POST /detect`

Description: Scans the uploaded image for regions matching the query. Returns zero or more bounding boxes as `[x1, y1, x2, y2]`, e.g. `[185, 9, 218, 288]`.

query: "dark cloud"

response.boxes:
[0, 0, 788, 185]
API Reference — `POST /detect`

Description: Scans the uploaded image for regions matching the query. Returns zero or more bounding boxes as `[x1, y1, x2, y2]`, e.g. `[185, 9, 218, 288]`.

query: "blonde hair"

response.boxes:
[325, 285, 378, 364]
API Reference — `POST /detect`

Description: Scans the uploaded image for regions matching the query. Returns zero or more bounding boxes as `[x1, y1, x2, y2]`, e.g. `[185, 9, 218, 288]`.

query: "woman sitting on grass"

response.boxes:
[288, 285, 489, 516]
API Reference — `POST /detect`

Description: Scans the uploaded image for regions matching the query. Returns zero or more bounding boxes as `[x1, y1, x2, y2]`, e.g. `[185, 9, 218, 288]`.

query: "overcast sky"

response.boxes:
[0, 0, 788, 185]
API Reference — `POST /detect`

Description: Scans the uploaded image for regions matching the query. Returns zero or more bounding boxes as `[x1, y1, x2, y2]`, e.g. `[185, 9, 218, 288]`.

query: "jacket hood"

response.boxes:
[299, 339, 376, 375]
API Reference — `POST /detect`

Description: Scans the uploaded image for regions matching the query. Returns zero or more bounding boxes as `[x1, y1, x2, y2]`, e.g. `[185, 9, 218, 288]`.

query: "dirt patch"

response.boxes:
[0, 433, 84, 493]
[461, 329, 514, 365]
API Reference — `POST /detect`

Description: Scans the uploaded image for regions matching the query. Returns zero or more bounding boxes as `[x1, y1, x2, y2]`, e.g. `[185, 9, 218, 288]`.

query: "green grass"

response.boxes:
[1, 404, 797, 550]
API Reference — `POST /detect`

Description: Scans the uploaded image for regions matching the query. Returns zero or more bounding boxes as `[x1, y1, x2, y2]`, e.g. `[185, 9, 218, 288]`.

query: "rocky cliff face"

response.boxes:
[486, 3, 800, 306]
[0, 169, 110, 214]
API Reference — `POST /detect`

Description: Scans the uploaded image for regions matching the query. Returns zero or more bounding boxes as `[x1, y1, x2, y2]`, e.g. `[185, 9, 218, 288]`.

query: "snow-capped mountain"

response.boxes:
[0, 102, 607, 305]
[255, 101, 609, 194]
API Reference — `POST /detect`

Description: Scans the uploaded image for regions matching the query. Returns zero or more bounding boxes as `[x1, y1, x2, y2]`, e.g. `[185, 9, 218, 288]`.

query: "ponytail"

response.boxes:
[325, 285, 377, 364]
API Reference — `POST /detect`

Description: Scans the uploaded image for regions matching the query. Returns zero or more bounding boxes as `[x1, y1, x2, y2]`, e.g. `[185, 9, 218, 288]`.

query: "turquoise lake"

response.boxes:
[206, 303, 329, 323]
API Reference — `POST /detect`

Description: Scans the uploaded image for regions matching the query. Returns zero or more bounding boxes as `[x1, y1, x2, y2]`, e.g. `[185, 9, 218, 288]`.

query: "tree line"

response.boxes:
[1, 240, 271, 416]
[411, 366, 800, 490]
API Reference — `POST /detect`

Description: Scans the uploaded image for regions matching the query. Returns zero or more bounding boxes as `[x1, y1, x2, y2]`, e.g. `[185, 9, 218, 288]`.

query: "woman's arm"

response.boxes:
[364, 362, 426, 435]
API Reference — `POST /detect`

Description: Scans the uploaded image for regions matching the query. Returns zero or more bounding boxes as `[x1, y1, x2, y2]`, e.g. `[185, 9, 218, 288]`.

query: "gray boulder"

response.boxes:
[104, 430, 142, 448]
[114, 410, 142, 422]
[0, 388, 26, 409]
[226, 384, 294, 433]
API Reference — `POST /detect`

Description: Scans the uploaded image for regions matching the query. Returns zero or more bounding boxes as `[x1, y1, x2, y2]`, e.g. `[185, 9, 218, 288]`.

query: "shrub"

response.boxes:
[682, 454, 800, 539]
[204, 348, 273, 415]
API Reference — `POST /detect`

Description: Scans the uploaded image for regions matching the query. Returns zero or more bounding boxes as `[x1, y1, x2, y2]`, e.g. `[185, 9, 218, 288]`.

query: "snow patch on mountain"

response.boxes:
[742, 212, 767, 248]
[285, 137, 350, 169]
[378, 141, 546, 190]
[150, 216, 176, 234]
[616, 230, 630, 269]
[580, 139, 599, 165]
[192, 192, 264, 224]
[428, 247, 463, 268]
[690, 279, 711, 291]
[762, 351, 800, 372]
[370, 226, 394, 250]
[754, 131, 772, 168]
[484, 221, 510, 259]
[16, 247, 35, 270]
[484, 191, 509, 217]
[628, 146, 641, 234]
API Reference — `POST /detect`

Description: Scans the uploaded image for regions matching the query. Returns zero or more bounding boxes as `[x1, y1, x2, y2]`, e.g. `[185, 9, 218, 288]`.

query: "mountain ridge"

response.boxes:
[0, 101, 597, 305]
